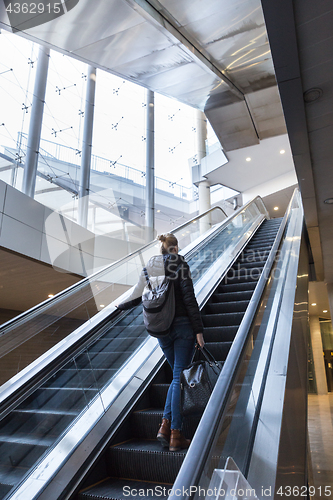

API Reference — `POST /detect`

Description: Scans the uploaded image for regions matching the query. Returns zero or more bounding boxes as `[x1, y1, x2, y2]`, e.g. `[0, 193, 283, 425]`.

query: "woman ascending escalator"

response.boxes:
[117, 233, 204, 452]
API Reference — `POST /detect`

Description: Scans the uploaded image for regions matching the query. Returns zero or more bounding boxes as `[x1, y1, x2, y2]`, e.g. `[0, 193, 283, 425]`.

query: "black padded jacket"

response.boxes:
[117, 253, 203, 335]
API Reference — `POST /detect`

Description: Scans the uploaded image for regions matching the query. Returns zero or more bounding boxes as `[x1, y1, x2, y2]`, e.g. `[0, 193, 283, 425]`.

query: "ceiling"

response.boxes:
[261, 185, 298, 220]
[0, 0, 286, 151]
[0, 247, 81, 314]
[0, 0, 332, 312]
[205, 134, 296, 192]
[309, 281, 331, 321]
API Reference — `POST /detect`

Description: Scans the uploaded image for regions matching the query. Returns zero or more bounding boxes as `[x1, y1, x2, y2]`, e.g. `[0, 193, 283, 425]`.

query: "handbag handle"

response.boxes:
[196, 345, 220, 368]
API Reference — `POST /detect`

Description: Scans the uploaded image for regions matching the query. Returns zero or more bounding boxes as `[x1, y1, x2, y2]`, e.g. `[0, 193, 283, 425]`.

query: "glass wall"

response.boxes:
[0, 30, 205, 239]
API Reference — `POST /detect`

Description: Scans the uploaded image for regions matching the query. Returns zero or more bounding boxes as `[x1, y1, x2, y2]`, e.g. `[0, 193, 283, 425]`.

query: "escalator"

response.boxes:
[0, 192, 308, 500]
[77, 218, 282, 499]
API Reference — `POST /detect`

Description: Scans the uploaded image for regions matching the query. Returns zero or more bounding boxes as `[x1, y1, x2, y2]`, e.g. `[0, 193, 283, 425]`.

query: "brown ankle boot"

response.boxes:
[157, 418, 171, 447]
[169, 429, 191, 452]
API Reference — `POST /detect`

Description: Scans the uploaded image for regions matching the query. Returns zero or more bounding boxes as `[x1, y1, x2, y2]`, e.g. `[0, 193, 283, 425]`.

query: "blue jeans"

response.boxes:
[158, 317, 195, 430]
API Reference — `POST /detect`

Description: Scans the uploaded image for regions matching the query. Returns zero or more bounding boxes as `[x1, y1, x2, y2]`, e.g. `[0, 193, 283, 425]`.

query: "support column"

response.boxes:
[327, 283, 333, 325]
[309, 315, 328, 394]
[145, 89, 155, 242]
[78, 66, 96, 228]
[22, 45, 50, 198]
[196, 110, 211, 234]
[196, 109, 207, 164]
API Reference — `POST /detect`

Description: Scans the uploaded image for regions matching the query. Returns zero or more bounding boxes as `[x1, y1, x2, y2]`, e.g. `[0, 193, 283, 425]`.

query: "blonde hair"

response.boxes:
[158, 233, 178, 255]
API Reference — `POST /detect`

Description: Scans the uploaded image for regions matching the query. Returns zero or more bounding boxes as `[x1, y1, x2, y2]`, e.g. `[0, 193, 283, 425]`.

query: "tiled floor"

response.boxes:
[308, 394, 333, 499]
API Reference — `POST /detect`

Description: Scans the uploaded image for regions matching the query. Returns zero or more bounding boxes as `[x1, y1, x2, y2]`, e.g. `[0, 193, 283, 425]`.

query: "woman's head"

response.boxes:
[158, 233, 178, 255]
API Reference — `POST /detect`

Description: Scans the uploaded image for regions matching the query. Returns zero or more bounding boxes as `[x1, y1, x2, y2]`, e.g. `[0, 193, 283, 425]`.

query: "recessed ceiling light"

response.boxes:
[324, 198, 333, 204]
[246, 157, 251, 162]
[323, 310, 328, 313]
[100, 304, 105, 308]
[304, 87, 323, 103]
[311, 303, 317, 306]
[280, 149, 285, 154]
[48, 294, 54, 298]
[273, 207, 279, 211]
[157, 210, 161, 213]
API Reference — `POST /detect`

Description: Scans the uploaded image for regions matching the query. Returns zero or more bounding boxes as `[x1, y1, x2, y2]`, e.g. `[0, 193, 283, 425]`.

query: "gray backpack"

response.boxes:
[142, 267, 175, 337]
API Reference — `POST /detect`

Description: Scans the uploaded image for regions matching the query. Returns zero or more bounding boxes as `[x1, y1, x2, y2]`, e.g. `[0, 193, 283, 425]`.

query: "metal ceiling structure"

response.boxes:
[0, 0, 286, 151]
[0, 0, 332, 285]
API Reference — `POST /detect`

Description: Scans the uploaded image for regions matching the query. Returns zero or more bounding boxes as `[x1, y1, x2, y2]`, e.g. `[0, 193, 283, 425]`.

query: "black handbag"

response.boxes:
[180, 346, 223, 416]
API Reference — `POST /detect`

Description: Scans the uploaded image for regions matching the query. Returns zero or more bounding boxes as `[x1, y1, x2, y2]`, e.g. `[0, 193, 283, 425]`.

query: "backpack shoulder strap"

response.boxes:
[143, 267, 152, 291]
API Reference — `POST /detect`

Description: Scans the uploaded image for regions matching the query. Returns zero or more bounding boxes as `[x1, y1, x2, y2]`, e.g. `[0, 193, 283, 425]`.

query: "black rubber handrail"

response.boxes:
[184, 195, 268, 263]
[169, 189, 299, 499]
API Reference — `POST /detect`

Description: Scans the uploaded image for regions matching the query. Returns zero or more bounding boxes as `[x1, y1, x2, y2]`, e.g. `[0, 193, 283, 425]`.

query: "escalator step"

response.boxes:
[0, 484, 13, 498]
[103, 325, 147, 338]
[149, 384, 169, 408]
[116, 316, 145, 327]
[218, 281, 257, 292]
[204, 342, 232, 361]
[130, 409, 200, 440]
[212, 291, 253, 302]
[223, 273, 260, 284]
[88, 337, 144, 353]
[250, 235, 276, 242]
[79, 477, 171, 500]
[43, 368, 118, 390]
[245, 240, 274, 248]
[202, 312, 244, 327]
[231, 261, 266, 270]
[75, 351, 133, 370]
[108, 440, 186, 483]
[205, 300, 249, 314]
[0, 467, 27, 490]
[226, 267, 263, 278]
[0, 410, 74, 442]
[203, 326, 238, 342]
[19, 388, 98, 413]
[240, 250, 270, 261]
[0, 434, 54, 447]
[0, 440, 48, 469]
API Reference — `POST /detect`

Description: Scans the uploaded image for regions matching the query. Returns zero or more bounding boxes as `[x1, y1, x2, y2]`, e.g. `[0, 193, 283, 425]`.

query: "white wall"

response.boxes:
[0, 180, 142, 277]
[242, 170, 298, 204]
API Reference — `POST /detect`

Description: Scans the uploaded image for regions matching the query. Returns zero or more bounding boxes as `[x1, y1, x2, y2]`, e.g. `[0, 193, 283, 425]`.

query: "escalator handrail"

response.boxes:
[184, 195, 269, 261]
[169, 189, 300, 499]
[0, 205, 227, 335]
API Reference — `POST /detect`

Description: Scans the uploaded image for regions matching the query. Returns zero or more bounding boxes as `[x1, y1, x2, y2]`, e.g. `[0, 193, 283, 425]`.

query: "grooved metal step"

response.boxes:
[206, 300, 250, 314]
[78, 478, 171, 500]
[202, 312, 244, 327]
[108, 440, 186, 483]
